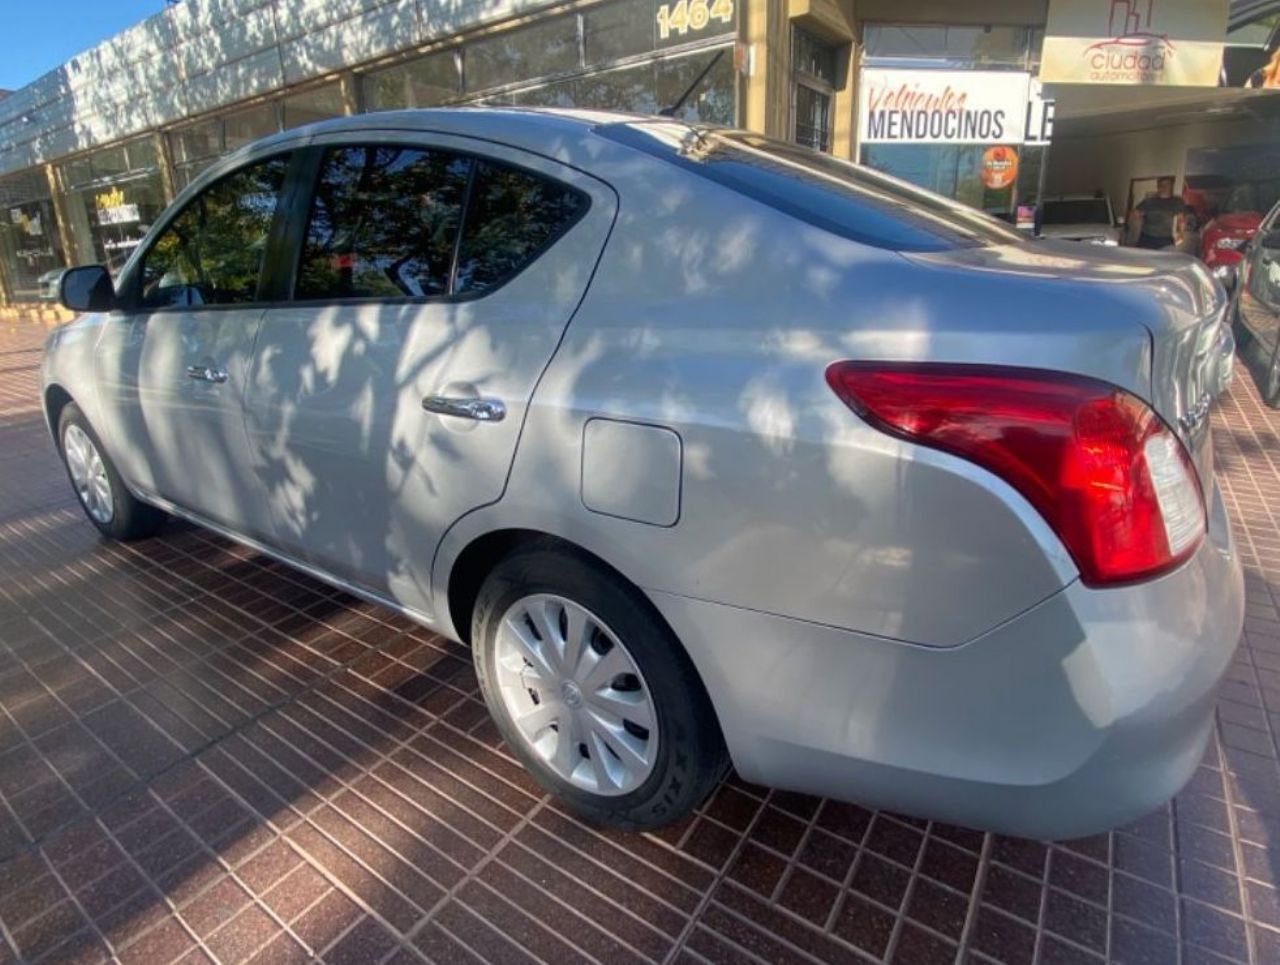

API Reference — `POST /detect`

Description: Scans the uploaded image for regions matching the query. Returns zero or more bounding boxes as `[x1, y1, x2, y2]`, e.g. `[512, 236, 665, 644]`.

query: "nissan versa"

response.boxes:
[41, 109, 1244, 839]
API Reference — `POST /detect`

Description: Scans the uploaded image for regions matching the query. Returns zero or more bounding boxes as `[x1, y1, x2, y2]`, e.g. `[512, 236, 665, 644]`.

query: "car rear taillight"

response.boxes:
[825, 362, 1205, 587]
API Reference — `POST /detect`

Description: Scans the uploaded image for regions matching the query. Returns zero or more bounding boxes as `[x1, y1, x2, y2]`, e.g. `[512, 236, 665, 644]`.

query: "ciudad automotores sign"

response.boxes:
[1040, 0, 1229, 86]
[858, 69, 1033, 145]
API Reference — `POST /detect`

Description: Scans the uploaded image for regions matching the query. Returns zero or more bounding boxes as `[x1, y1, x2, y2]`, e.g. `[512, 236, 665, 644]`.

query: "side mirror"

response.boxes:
[1260, 229, 1280, 251]
[59, 265, 116, 313]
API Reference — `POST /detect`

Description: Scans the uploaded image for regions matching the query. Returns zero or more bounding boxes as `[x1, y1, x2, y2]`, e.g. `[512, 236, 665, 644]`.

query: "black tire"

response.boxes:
[57, 402, 166, 541]
[471, 541, 727, 830]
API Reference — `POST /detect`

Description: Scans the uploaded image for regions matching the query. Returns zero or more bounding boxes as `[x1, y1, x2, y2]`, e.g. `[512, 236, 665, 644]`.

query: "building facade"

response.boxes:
[0, 0, 1276, 305]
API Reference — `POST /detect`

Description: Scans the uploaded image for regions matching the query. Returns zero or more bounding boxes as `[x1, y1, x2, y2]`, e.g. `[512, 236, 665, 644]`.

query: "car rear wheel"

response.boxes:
[58, 403, 166, 540]
[471, 542, 726, 830]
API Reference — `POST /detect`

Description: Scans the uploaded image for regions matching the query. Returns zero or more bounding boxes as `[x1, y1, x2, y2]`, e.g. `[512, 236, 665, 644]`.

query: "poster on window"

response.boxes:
[858, 69, 1032, 145]
[1040, 0, 1229, 86]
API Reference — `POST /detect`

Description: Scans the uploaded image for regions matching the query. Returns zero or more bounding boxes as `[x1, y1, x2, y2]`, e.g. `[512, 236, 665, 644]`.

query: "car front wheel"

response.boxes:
[58, 403, 166, 540]
[472, 542, 726, 830]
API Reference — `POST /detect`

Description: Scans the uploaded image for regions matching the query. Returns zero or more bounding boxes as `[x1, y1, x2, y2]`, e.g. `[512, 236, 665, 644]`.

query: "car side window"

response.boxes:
[454, 161, 587, 295]
[140, 155, 290, 309]
[295, 146, 470, 300]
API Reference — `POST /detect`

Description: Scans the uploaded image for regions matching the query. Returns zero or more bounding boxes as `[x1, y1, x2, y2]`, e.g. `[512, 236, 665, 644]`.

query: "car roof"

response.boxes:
[249, 106, 650, 155]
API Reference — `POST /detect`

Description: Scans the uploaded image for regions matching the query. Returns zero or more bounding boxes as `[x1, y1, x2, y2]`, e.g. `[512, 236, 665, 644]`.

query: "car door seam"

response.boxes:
[427, 178, 624, 614]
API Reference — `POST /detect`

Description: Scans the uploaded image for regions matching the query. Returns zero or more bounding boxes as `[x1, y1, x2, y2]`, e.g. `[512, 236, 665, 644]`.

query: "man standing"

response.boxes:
[1129, 176, 1189, 250]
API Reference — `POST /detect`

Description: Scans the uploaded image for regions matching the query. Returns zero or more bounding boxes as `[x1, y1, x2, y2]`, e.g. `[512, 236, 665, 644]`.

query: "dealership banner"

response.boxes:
[1041, 0, 1229, 86]
[858, 69, 1032, 145]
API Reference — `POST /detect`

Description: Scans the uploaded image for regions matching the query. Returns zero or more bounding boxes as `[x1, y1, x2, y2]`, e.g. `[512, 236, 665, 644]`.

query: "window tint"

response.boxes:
[297, 146, 470, 300]
[454, 162, 586, 294]
[140, 155, 290, 308]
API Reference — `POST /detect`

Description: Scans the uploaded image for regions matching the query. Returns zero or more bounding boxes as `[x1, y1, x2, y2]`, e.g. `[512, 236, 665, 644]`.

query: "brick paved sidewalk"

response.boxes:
[1, 319, 1279, 964]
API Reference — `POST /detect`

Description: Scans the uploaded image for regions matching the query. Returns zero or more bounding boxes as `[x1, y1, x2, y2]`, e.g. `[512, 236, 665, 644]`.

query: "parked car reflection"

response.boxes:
[1233, 199, 1280, 406]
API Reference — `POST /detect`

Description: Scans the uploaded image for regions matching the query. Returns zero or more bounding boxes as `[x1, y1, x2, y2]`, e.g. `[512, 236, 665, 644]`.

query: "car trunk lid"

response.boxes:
[905, 241, 1233, 489]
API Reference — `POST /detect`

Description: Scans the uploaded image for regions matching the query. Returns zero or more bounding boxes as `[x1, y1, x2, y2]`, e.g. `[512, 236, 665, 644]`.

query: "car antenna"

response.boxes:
[658, 49, 726, 117]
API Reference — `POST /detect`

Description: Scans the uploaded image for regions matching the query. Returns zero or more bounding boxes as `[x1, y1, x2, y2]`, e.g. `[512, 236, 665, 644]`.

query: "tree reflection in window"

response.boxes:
[296, 146, 469, 300]
[454, 162, 585, 295]
[141, 155, 290, 308]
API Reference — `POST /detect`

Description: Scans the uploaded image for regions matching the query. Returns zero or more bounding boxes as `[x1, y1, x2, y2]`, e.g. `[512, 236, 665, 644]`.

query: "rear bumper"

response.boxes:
[650, 481, 1243, 839]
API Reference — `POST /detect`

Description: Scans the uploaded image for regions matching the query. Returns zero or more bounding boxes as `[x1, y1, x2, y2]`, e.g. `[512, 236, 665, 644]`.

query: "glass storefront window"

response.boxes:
[586, 0, 737, 64]
[60, 137, 165, 275]
[0, 170, 65, 302]
[465, 15, 582, 93]
[583, 0, 655, 63]
[364, 51, 461, 111]
[282, 84, 346, 129]
[224, 103, 280, 152]
[170, 102, 285, 191]
[87, 145, 131, 181]
[861, 144, 1022, 214]
[364, 1, 738, 119]
[863, 24, 1037, 69]
[858, 23, 1045, 212]
[655, 50, 736, 122]
[504, 48, 735, 124]
[172, 118, 220, 168]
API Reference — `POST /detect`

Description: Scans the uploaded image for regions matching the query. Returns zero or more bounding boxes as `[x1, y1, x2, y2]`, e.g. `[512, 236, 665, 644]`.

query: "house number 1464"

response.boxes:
[656, 0, 735, 40]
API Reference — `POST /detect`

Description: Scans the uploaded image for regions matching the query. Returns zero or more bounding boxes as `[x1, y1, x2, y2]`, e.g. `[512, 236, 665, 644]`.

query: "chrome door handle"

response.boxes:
[186, 364, 228, 384]
[421, 396, 506, 422]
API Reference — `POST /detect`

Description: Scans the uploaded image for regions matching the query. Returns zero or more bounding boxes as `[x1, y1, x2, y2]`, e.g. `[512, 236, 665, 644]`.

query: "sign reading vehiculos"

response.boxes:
[1041, 0, 1228, 86]
[858, 69, 1032, 145]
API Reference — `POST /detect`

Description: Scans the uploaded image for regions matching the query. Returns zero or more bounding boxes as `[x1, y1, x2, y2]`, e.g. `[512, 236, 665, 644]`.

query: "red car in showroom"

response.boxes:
[1199, 178, 1280, 280]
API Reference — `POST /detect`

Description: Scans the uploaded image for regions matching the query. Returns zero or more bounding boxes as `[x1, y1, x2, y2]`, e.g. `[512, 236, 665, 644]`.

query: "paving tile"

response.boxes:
[1111, 872, 1177, 933]
[796, 826, 858, 883]
[850, 851, 911, 911]
[692, 906, 818, 964]
[906, 877, 970, 940]
[776, 866, 840, 925]
[1044, 888, 1107, 954]
[290, 888, 363, 954]
[321, 916, 400, 964]
[830, 890, 896, 959]
[205, 904, 281, 964]
[892, 923, 957, 963]
[726, 840, 787, 898]
[969, 905, 1037, 965]
[180, 875, 253, 938]
[260, 861, 332, 923]
[117, 916, 197, 965]
[497, 840, 675, 958]
[748, 805, 809, 857]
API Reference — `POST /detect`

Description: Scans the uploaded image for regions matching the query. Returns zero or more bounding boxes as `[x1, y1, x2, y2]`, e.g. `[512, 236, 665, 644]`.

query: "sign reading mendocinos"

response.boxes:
[1041, 0, 1229, 86]
[858, 70, 1033, 145]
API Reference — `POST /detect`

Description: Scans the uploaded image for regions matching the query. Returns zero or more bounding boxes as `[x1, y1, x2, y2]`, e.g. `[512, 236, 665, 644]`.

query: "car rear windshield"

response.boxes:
[598, 122, 1025, 252]
[1041, 199, 1111, 225]
[1224, 180, 1280, 216]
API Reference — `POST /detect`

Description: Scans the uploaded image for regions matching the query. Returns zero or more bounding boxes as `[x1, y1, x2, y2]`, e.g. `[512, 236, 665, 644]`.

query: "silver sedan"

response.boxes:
[42, 109, 1244, 837]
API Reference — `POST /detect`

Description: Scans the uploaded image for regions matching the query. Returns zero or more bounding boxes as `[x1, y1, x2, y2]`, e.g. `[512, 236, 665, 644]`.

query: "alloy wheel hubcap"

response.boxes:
[63, 424, 114, 525]
[494, 594, 658, 796]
